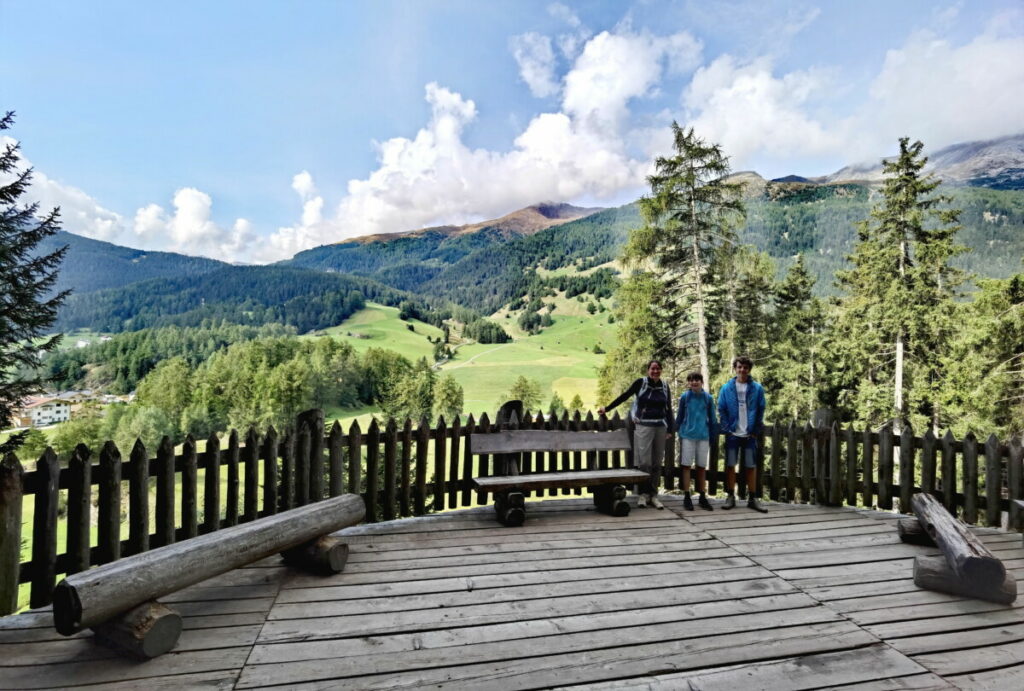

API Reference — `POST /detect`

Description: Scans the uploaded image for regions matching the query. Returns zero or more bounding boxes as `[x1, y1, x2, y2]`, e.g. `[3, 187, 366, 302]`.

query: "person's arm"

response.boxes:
[708, 393, 719, 437]
[600, 378, 640, 414]
[717, 384, 728, 431]
[674, 393, 686, 435]
[754, 385, 766, 434]
[664, 383, 673, 431]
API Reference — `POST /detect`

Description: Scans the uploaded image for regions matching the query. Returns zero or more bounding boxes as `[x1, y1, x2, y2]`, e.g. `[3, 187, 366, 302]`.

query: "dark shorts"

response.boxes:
[725, 435, 757, 469]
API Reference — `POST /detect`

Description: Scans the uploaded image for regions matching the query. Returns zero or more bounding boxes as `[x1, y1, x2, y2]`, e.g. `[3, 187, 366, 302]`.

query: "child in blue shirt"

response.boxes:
[675, 371, 717, 511]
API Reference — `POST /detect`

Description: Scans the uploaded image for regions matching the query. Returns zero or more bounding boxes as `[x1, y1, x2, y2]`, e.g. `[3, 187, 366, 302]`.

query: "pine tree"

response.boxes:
[433, 374, 464, 422]
[830, 138, 965, 430]
[1, 112, 68, 454]
[768, 254, 823, 421]
[600, 123, 743, 397]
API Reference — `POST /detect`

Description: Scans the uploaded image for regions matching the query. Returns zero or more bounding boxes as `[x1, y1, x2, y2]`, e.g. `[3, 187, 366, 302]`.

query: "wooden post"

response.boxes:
[785, 421, 797, 503]
[434, 416, 447, 512]
[828, 423, 841, 506]
[261, 426, 279, 516]
[878, 424, 894, 510]
[560, 412, 574, 495]
[243, 427, 260, 523]
[755, 425, 766, 499]
[584, 411, 596, 474]
[54, 494, 366, 636]
[447, 415, 460, 507]
[572, 411, 585, 494]
[92, 601, 183, 659]
[800, 422, 813, 503]
[461, 414, 475, 506]
[0, 453, 24, 616]
[66, 445, 91, 576]
[400, 419, 412, 514]
[202, 433, 221, 533]
[365, 419, 380, 521]
[127, 440, 150, 557]
[346, 420, 362, 497]
[155, 436, 175, 546]
[280, 429, 295, 511]
[813, 423, 827, 504]
[899, 424, 915, 514]
[182, 436, 198, 538]
[844, 426, 857, 506]
[984, 434, 1002, 528]
[415, 417, 429, 514]
[225, 430, 240, 524]
[328, 421, 344, 498]
[920, 428, 937, 499]
[383, 419, 397, 521]
[597, 412, 610, 474]
[1009, 437, 1024, 532]
[474, 413, 490, 505]
[769, 424, 783, 501]
[296, 409, 325, 503]
[293, 424, 309, 508]
[98, 442, 122, 565]
[941, 430, 957, 512]
[862, 427, 874, 508]
[31, 449, 60, 608]
[963, 433, 979, 524]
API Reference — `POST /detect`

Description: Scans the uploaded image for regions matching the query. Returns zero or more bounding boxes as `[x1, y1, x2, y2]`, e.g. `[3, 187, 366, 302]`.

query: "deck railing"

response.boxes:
[1, 407, 1022, 615]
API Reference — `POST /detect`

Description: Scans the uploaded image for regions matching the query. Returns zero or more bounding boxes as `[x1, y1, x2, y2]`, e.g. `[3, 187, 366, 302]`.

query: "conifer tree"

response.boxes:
[600, 123, 743, 397]
[769, 254, 823, 420]
[830, 138, 964, 429]
[1, 112, 67, 453]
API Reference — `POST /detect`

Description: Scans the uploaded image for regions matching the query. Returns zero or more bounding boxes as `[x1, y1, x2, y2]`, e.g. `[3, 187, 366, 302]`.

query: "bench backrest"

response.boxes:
[470, 429, 630, 455]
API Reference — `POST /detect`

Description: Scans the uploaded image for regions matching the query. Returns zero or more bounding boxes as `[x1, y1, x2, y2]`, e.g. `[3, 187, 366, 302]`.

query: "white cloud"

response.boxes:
[547, 2, 592, 59]
[510, 32, 559, 98]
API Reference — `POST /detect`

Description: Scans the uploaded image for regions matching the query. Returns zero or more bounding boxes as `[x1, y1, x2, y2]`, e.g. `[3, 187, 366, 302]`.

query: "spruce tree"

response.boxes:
[769, 254, 823, 421]
[1, 112, 68, 454]
[600, 123, 743, 396]
[830, 138, 964, 430]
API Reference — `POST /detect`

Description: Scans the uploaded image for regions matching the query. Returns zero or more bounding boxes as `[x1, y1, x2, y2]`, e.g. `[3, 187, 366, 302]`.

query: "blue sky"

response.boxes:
[2, 0, 1022, 262]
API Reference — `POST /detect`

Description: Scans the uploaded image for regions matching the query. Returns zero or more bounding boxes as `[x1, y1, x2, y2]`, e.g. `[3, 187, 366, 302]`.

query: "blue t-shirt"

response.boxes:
[677, 390, 716, 440]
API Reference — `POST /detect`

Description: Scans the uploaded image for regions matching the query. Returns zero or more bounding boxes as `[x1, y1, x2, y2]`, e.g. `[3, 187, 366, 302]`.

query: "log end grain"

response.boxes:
[897, 517, 936, 546]
[91, 601, 183, 659]
[281, 535, 350, 574]
[914, 555, 1017, 605]
[52, 580, 83, 636]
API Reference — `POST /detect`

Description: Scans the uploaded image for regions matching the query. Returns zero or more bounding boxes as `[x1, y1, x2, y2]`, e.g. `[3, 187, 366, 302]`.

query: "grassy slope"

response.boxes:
[312, 303, 445, 360]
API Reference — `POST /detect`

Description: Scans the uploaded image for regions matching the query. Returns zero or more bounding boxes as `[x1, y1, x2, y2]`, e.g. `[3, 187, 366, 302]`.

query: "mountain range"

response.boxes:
[44, 133, 1024, 333]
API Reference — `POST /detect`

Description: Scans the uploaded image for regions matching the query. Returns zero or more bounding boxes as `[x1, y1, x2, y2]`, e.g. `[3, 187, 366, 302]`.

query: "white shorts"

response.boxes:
[679, 438, 710, 468]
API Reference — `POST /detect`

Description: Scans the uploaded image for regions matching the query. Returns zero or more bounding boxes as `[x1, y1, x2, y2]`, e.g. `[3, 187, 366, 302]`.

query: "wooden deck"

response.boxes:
[2, 497, 1023, 690]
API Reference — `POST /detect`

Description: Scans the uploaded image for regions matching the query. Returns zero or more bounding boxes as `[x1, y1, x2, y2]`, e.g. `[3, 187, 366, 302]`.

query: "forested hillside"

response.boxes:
[37, 230, 227, 294]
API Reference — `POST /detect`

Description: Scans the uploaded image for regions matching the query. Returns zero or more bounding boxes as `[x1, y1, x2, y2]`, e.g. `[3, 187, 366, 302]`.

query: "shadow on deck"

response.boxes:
[1, 498, 1023, 690]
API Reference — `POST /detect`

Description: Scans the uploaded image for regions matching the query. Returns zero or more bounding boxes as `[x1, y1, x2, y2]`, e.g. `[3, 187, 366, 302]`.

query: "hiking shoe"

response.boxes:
[723, 494, 736, 510]
[683, 494, 694, 511]
[747, 496, 768, 513]
[650, 495, 665, 510]
[698, 494, 713, 511]
[637, 493, 649, 508]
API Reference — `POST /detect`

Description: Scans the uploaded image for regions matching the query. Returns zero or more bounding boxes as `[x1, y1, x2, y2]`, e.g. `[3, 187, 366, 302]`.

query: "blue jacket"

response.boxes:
[674, 390, 717, 440]
[717, 377, 766, 436]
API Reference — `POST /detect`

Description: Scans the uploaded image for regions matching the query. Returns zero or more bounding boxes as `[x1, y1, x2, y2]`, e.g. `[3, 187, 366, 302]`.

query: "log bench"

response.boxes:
[470, 428, 648, 526]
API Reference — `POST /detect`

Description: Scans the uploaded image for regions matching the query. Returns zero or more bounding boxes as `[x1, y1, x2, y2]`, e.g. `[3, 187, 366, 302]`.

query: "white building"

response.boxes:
[22, 398, 71, 427]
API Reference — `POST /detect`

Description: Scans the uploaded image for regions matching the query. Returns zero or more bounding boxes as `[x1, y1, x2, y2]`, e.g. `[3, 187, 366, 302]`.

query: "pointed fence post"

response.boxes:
[862, 427, 875, 508]
[899, 424, 915, 513]
[448, 415, 461, 507]
[261, 426, 279, 516]
[296, 409, 325, 503]
[66, 445, 92, 576]
[878, 424, 894, 510]
[800, 422, 814, 503]
[941, 430, 957, 513]
[921, 428, 937, 499]
[434, 416, 447, 512]
[461, 415, 475, 507]
[98, 442, 122, 566]
[346, 420, 362, 497]
[985, 434, 1003, 528]
[31, 449, 60, 608]
[203, 433, 221, 533]
[1008, 436, 1023, 531]
[844, 426, 857, 506]
[415, 417, 429, 514]
[243, 427, 260, 522]
[963, 432, 979, 524]
[786, 421, 798, 503]
[225, 430, 241, 523]
[0, 453, 24, 615]
[384, 419, 398, 521]
[401, 419, 413, 514]
[572, 411, 585, 494]
[828, 423, 841, 506]
[770, 424, 783, 501]
[293, 423, 310, 508]
[328, 421, 344, 498]
[127, 440, 150, 557]
[365, 419, 380, 521]
[182, 435, 199, 538]
[154, 436, 175, 546]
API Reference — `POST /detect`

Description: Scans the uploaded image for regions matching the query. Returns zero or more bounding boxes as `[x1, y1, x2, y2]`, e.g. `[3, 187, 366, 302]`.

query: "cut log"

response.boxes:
[913, 555, 1017, 605]
[53, 493, 365, 635]
[897, 517, 935, 546]
[281, 535, 349, 574]
[91, 600, 182, 659]
[911, 492, 1005, 586]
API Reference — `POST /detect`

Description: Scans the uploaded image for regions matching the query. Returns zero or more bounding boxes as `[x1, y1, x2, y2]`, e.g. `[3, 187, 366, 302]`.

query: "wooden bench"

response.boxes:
[470, 428, 648, 526]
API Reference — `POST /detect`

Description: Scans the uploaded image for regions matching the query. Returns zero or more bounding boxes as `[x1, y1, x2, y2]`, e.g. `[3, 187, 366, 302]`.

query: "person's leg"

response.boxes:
[723, 436, 739, 509]
[744, 440, 767, 513]
[680, 438, 695, 509]
[695, 439, 712, 509]
[633, 425, 655, 506]
[649, 431, 666, 509]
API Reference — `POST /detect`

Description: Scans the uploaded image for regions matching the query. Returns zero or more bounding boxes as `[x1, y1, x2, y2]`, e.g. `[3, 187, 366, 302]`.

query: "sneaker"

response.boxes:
[650, 495, 665, 510]
[723, 493, 736, 510]
[682, 494, 694, 511]
[747, 496, 768, 513]
[698, 494, 713, 511]
[637, 493, 649, 508]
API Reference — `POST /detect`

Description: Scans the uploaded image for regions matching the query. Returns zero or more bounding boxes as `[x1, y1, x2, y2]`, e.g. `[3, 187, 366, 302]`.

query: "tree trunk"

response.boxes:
[690, 200, 710, 385]
[894, 328, 904, 433]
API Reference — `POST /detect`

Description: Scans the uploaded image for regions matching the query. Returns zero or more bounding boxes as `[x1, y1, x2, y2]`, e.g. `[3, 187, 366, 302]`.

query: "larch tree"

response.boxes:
[831, 137, 964, 430]
[599, 123, 744, 398]
[0, 112, 67, 454]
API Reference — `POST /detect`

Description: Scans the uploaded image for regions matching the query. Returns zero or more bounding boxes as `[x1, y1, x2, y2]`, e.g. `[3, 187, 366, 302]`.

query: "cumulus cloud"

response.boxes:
[510, 32, 559, 97]
[547, 2, 592, 59]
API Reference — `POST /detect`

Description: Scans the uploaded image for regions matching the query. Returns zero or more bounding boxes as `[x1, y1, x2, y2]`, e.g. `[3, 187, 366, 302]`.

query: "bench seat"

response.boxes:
[473, 468, 648, 493]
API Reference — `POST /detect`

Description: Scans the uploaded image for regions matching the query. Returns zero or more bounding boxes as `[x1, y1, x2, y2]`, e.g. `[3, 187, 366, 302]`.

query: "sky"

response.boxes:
[2, 0, 1023, 264]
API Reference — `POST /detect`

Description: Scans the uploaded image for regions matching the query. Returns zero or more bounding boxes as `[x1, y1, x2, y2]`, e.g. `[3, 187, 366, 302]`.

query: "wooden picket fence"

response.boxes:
[1, 407, 1022, 615]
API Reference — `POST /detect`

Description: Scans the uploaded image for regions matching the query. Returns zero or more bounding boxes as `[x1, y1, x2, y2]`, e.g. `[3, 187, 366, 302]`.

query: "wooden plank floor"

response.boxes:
[1, 497, 1021, 689]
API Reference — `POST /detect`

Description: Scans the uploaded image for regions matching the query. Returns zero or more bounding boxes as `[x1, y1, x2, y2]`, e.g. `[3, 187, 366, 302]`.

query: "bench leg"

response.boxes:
[494, 490, 526, 527]
[593, 485, 630, 517]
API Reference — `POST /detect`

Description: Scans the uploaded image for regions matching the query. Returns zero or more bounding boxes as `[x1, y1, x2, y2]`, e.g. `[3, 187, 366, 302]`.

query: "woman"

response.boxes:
[599, 360, 673, 509]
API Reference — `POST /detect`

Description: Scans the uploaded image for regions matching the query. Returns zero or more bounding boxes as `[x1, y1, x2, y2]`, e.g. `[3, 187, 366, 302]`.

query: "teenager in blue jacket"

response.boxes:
[675, 371, 716, 511]
[717, 355, 768, 512]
